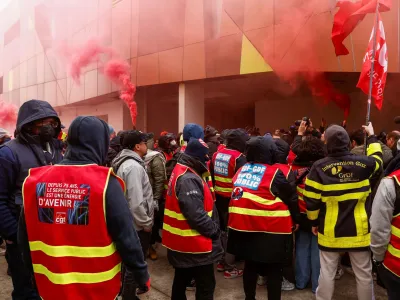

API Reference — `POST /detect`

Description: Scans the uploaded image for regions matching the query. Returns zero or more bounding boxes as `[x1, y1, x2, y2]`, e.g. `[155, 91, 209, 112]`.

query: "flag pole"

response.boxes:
[364, 0, 380, 152]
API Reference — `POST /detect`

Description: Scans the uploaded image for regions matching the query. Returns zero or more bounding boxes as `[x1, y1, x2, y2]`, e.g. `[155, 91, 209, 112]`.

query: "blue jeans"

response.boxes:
[295, 230, 320, 293]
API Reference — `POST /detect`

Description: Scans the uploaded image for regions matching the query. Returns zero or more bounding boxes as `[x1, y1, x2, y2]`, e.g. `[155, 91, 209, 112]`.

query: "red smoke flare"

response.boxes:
[0, 100, 18, 131]
[103, 60, 137, 126]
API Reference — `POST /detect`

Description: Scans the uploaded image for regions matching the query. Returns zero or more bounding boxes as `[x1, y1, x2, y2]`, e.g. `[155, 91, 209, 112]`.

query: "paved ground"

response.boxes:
[0, 246, 388, 299]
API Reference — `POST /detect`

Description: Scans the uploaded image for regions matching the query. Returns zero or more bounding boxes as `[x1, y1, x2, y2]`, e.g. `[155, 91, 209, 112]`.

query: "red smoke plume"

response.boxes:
[0, 100, 18, 131]
[104, 60, 137, 126]
[64, 40, 137, 125]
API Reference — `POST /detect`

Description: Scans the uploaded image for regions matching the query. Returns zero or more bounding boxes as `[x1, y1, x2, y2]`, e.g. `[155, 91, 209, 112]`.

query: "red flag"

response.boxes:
[332, 0, 391, 56]
[357, 13, 388, 110]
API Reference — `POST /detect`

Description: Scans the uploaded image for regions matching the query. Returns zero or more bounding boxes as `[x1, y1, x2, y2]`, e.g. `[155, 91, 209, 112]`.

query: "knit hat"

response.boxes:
[108, 125, 115, 135]
[183, 123, 204, 142]
[185, 138, 209, 163]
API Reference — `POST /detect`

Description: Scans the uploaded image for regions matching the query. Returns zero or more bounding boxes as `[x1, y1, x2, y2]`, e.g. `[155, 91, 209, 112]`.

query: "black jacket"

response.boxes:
[18, 116, 149, 288]
[0, 100, 62, 241]
[106, 135, 122, 167]
[167, 153, 223, 268]
[227, 136, 298, 264]
[273, 137, 290, 164]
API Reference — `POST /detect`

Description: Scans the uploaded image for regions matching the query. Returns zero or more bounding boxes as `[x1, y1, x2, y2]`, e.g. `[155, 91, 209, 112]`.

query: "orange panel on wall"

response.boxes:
[223, 0, 245, 31]
[183, 42, 206, 81]
[159, 47, 183, 84]
[184, 0, 205, 45]
[137, 53, 160, 86]
[138, 0, 159, 56]
[157, 0, 185, 52]
[243, 0, 273, 32]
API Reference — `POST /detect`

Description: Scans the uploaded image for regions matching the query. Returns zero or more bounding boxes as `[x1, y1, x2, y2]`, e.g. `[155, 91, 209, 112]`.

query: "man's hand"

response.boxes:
[143, 227, 152, 233]
[312, 226, 318, 236]
[362, 122, 375, 137]
[137, 278, 151, 295]
[321, 118, 326, 128]
[298, 120, 307, 136]
[293, 224, 300, 232]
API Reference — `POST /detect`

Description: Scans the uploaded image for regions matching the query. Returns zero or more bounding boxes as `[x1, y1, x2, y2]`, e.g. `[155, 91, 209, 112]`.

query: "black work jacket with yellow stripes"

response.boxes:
[304, 136, 383, 252]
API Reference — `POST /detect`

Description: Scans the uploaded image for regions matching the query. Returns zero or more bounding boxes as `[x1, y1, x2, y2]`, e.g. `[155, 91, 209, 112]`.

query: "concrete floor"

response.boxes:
[0, 246, 388, 300]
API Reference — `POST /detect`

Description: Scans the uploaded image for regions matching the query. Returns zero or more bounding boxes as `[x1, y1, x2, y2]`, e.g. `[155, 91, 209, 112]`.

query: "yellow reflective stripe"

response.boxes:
[367, 142, 382, 157]
[354, 198, 369, 236]
[215, 186, 232, 193]
[391, 225, 400, 238]
[229, 206, 290, 217]
[303, 189, 321, 200]
[324, 201, 339, 238]
[318, 233, 370, 248]
[297, 186, 304, 194]
[29, 241, 117, 258]
[306, 209, 319, 220]
[33, 263, 121, 285]
[321, 191, 370, 202]
[163, 223, 201, 237]
[243, 192, 283, 206]
[388, 244, 400, 258]
[306, 178, 370, 192]
[164, 209, 212, 221]
[372, 155, 383, 167]
[215, 176, 232, 183]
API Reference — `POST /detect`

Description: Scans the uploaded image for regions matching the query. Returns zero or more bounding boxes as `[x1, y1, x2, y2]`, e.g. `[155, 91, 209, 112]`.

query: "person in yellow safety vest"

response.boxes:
[210, 129, 248, 279]
[303, 122, 383, 300]
[18, 116, 150, 300]
[163, 138, 222, 299]
[371, 168, 400, 300]
[227, 136, 300, 300]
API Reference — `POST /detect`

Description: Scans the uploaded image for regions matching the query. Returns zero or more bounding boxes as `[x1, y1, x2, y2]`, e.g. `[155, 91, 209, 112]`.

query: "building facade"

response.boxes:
[0, 0, 400, 135]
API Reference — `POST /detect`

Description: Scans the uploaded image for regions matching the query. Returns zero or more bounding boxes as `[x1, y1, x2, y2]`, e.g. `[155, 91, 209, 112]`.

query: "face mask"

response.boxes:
[39, 125, 55, 143]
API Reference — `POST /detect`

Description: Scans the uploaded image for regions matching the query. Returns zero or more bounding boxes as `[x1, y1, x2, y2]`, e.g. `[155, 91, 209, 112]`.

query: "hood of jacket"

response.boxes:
[113, 149, 145, 168]
[245, 136, 277, 165]
[270, 136, 290, 164]
[63, 116, 110, 165]
[324, 125, 350, 155]
[16, 99, 60, 133]
[226, 129, 248, 153]
[144, 149, 164, 165]
[351, 145, 365, 156]
[109, 135, 122, 152]
[177, 153, 208, 176]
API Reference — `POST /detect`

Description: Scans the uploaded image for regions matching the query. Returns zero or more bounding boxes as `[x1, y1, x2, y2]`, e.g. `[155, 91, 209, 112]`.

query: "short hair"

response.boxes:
[350, 129, 364, 146]
[296, 136, 325, 163]
[387, 131, 400, 141]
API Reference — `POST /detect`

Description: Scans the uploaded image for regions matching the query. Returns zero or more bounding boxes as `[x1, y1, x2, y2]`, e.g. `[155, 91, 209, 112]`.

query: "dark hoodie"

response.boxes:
[227, 136, 299, 263]
[0, 100, 63, 241]
[167, 150, 223, 268]
[18, 116, 149, 288]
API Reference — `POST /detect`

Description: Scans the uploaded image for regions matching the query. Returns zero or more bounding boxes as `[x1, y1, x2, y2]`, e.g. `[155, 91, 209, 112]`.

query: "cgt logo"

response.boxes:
[331, 166, 342, 175]
[55, 212, 66, 224]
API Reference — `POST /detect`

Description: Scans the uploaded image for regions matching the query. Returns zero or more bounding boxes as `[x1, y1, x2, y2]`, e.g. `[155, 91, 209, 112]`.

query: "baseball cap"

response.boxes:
[122, 130, 149, 149]
[183, 123, 204, 142]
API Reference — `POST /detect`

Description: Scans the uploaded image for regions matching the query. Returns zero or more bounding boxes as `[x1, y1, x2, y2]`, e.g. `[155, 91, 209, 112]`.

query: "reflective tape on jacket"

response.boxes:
[212, 149, 242, 198]
[228, 163, 293, 234]
[22, 165, 124, 300]
[383, 172, 400, 278]
[162, 164, 214, 253]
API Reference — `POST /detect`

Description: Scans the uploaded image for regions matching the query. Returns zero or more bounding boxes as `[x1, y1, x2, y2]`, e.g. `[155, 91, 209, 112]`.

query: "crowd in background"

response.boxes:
[1, 100, 400, 300]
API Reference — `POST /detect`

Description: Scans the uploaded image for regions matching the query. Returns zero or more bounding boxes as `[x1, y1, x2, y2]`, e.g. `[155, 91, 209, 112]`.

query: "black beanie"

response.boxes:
[184, 138, 209, 164]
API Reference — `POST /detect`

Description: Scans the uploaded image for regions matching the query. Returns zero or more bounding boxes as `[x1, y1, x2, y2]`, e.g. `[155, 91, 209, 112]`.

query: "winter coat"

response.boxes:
[0, 100, 63, 241]
[167, 153, 223, 268]
[227, 136, 297, 264]
[351, 141, 392, 168]
[112, 149, 155, 231]
[19, 116, 149, 287]
[144, 150, 166, 203]
[106, 135, 122, 167]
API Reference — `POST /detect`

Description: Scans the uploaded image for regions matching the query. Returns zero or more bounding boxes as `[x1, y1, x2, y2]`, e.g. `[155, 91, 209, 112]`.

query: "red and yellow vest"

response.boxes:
[212, 148, 243, 198]
[163, 163, 214, 253]
[23, 165, 124, 300]
[291, 164, 307, 214]
[383, 171, 400, 277]
[228, 163, 293, 234]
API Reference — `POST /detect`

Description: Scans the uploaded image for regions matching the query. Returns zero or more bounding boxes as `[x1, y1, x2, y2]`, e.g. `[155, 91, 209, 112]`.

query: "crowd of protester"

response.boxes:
[1, 100, 400, 300]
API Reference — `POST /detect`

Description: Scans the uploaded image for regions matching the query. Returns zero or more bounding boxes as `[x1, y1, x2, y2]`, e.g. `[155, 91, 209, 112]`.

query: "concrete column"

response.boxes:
[179, 82, 205, 131]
